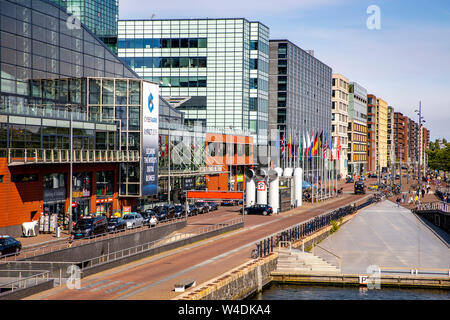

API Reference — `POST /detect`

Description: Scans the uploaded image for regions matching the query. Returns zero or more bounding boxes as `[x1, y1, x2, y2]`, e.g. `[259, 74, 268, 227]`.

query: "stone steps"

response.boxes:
[276, 248, 341, 273]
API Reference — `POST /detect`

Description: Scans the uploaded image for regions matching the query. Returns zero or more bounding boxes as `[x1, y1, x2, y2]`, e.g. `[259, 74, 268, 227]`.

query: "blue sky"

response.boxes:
[120, 0, 450, 141]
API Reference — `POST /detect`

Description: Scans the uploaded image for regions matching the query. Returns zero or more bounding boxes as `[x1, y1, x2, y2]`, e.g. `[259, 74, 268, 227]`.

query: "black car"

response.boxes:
[241, 204, 273, 216]
[354, 181, 366, 194]
[174, 205, 186, 218]
[195, 202, 209, 214]
[107, 217, 127, 233]
[151, 206, 167, 221]
[346, 176, 354, 183]
[72, 216, 108, 239]
[0, 236, 21, 257]
[187, 204, 198, 216]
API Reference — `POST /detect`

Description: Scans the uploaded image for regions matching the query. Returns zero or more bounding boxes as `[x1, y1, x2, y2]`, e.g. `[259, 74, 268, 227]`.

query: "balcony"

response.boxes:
[6, 149, 140, 166]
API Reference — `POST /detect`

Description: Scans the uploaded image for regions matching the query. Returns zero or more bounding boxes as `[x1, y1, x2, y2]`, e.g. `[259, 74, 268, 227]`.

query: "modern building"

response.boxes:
[0, 0, 254, 236]
[376, 97, 388, 172]
[117, 18, 270, 151]
[50, 0, 119, 53]
[394, 112, 409, 167]
[347, 82, 368, 176]
[387, 106, 396, 169]
[331, 74, 349, 178]
[268, 39, 332, 179]
[366, 94, 377, 173]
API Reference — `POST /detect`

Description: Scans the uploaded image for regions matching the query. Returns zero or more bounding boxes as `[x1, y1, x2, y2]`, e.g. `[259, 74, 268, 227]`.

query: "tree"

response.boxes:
[427, 139, 450, 172]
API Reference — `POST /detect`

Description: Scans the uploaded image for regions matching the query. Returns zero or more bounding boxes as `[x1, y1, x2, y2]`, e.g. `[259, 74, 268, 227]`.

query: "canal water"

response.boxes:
[249, 284, 450, 300]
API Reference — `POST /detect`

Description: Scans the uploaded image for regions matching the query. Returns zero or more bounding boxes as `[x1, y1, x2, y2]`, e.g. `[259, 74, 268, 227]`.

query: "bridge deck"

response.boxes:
[313, 200, 450, 275]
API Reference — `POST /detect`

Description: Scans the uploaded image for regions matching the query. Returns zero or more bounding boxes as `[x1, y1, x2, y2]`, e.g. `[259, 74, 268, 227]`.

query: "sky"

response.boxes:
[119, 0, 450, 141]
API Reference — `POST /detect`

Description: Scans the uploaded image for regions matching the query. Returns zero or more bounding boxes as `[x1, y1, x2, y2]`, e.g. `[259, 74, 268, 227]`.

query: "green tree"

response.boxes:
[427, 140, 450, 171]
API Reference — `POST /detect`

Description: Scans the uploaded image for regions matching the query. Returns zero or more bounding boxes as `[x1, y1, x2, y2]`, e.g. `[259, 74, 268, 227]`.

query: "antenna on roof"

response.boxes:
[151, 14, 156, 19]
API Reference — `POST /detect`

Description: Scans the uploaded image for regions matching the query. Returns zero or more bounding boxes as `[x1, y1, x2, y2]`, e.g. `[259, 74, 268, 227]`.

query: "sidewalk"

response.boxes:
[19, 229, 71, 249]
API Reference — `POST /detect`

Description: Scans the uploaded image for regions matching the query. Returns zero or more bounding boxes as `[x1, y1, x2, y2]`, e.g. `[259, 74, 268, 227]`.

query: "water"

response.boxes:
[249, 284, 450, 300]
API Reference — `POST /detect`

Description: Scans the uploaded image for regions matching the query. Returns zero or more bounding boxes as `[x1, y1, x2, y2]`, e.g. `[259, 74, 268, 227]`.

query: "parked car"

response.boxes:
[152, 206, 169, 221]
[221, 200, 236, 206]
[72, 216, 108, 239]
[0, 235, 21, 257]
[354, 181, 366, 194]
[240, 204, 273, 216]
[122, 212, 144, 229]
[187, 204, 198, 216]
[346, 176, 354, 183]
[107, 217, 127, 233]
[207, 202, 219, 211]
[164, 204, 176, 219]
[195, 202, 209, 214]
[174, 205, 186, 219]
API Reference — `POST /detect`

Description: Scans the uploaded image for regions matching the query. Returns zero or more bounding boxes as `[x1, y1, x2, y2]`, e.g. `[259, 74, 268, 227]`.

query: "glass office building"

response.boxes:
[117, 18, 270, 147]
[49, 0, 119, 52]
[268, 40, 332, 179]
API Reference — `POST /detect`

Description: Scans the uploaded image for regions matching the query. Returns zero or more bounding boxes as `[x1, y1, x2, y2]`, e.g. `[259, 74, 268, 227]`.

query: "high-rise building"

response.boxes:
[50, 0, 119, 53]
[117, 18, 270, 148]
[394, 112, 409, 167]
[387, 106, 396, 169]
[376, 97, 388, 172]
[347, 82, 368, 175]
[331, 74, 349, 177]
[268, 39, 332, 176]
[367, 94, 377, 173]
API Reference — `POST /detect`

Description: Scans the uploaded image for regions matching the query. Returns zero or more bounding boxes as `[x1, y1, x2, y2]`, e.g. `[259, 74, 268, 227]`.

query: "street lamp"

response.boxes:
[66, 104, 74, 234]
[415, 102, 425, 198]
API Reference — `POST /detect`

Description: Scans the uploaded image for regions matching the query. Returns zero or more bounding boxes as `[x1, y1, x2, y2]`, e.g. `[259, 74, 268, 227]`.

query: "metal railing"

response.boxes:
[415, 202, 450, 213]
[77, 217, 243, 271]
[312, 243, 342, 270]
[379, 266, 450, 277]
[6, 148, 140, 165]
[0, 270, 50, 295]
[253, 194, 378, 259]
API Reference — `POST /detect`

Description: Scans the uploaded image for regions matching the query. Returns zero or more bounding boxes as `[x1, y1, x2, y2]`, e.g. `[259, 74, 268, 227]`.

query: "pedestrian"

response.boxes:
[402, 194, 406, 203]
[421, 188, 425, 199]
[396, 197, 401, 207]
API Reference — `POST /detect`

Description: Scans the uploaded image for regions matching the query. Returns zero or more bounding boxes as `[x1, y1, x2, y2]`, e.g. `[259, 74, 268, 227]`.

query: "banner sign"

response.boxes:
[186, 191, 243, 200]
[141, 81, 159, 196]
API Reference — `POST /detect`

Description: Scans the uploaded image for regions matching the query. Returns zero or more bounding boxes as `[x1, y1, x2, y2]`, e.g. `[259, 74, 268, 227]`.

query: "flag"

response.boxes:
[323, 132, 328, 159]
[330, 136, 334, 161]
[288, 134, 292, 161]
[308, 131, 314, 160]
[302, 133, 307, 159]
[281, 133, 286, 159]
[319, 131, 323, 150]
[337, 137, 342, 161]
[313, 132, 319, 156]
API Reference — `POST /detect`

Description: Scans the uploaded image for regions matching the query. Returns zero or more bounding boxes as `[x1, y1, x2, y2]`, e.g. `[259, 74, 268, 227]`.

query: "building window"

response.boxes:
[11, 174, 38, 183]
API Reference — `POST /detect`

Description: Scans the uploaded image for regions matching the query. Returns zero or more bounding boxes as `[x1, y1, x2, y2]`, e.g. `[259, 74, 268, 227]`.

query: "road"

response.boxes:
[26, 192, 371, 300]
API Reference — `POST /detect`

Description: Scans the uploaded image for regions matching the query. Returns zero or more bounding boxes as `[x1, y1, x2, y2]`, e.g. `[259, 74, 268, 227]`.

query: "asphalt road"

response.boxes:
[25, 192, 371, 300]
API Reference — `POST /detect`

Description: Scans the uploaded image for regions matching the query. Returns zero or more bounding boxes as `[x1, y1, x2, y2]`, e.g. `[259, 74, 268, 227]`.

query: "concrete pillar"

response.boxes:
[268, 168, 282, 213]
[294, 167, 303, 207]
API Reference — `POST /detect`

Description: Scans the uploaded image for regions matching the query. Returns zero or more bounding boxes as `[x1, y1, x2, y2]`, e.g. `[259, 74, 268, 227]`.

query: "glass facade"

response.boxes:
[0, 0, 137, 115]
[268, 40, 332, 175]
[118, 18, 269, 146]
[49, 0, 119, 52]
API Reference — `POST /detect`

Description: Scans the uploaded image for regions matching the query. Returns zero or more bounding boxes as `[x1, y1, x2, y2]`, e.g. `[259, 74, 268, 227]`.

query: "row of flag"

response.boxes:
[277, 131, 342, 162]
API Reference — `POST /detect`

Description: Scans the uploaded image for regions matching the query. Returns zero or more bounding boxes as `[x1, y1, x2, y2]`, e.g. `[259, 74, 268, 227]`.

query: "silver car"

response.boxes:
[122, 213, 144, 229]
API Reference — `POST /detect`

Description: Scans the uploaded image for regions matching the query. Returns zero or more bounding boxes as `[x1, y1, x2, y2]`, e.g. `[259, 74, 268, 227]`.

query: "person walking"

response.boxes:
[396, 197, 401, 207]
[421, 188, 425, 199]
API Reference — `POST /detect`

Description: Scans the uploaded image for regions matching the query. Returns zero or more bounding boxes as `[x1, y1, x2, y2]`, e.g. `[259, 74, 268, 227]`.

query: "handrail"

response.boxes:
[378, 266, 450, 277]
[313, 243, 342, 270]
[0, 217, 181, 262]
[0, 271, 50, 293]
[6, 148, 140, 165]
[78, 217, 244, 271]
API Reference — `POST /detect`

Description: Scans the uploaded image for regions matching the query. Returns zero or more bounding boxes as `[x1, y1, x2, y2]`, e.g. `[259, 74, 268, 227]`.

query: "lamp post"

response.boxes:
[415, 102, 425, 199]
[66, 104, 74, 234]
